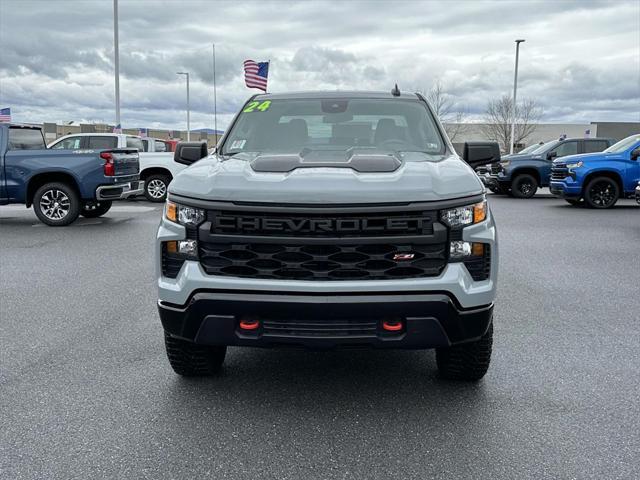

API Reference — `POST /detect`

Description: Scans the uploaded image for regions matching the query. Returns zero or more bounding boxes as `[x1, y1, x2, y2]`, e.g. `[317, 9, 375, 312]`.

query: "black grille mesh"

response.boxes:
[551, 163, 569, 180]
[199, 241, 447, 280]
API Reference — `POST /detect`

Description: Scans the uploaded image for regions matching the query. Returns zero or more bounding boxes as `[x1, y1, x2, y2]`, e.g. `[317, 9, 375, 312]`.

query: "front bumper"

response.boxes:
[159, 292, 493, 349]
[96, 180, 144, 200]
[479, 173, 499, 188]
[549, 180, 581, 199]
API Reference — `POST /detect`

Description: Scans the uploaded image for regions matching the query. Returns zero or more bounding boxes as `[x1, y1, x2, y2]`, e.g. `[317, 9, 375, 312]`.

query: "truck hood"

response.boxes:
[169, 151, 484, 204]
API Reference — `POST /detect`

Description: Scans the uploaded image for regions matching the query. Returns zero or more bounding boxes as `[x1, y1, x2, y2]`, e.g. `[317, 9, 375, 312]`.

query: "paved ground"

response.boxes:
[1, 194, 639, 479]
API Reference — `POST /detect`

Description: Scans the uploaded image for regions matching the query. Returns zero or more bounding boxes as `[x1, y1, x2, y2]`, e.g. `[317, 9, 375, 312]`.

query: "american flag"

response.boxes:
[0, 107, 11, 122]
[243, 60, 269, 91]
[139, 127, 148, 136]
[113, 124, 122, 134]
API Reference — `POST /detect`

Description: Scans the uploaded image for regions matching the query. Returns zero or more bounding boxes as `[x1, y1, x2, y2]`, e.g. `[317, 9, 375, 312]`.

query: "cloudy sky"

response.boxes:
[0, 0, 638, 130]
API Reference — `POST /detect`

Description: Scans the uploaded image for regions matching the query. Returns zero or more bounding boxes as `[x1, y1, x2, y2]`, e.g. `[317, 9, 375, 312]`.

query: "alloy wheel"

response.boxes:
[518, 180, 534, 196]
[589, 181, 616, 208]
[147, 179, 167, 199]
[39, 189, 70, 220]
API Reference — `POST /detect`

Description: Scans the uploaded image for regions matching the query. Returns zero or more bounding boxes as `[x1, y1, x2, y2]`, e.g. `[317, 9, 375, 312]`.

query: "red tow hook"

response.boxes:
[239, 319, 260, 331]
[382, 320, 403, 332]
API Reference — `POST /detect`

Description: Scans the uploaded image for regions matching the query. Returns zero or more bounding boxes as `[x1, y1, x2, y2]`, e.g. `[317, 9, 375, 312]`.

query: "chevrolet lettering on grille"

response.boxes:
[212, 215, 431, 235]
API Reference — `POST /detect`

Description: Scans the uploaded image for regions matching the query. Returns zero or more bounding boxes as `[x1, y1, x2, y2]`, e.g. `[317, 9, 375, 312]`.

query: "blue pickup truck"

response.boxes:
[549, 134, 640, 208]
[0, 123, 143, 225]
[481, 137, 615, 198]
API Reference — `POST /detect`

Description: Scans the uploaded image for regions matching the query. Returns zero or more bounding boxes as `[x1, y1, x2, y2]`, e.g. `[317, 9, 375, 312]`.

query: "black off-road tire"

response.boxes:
[584, 176, 619, 209]
[33, 182, 81, 226]
[164, 333, 227, 376]
[436, 322, 493, 381]
[511, 174, 538, 198]
[144, 174, 171, 202]
[81, 200, 113, 218]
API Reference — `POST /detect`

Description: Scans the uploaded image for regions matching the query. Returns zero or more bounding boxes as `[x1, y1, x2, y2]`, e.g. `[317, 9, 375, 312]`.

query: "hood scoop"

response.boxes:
[250, 148, 402, 173]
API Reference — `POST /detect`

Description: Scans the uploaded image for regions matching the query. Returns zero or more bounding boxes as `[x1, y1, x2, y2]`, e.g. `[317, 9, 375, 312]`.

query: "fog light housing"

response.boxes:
[450, 241, 472, 259]
[178, 240, 198, 258]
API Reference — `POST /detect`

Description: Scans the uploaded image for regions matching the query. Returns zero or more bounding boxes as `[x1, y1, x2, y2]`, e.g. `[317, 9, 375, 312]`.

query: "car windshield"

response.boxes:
[221, 97, 445, 156]
[604, 134, 640, 153]
[531, 141, 558, 154]
[517, 143, 543, 155]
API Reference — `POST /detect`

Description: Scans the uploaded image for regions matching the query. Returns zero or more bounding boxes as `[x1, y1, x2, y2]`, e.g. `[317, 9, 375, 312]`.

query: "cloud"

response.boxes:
[0, 0, 638, 129]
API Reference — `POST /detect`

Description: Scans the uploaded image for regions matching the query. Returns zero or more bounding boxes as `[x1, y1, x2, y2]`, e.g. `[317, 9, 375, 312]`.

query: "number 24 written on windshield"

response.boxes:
[243, 100, 271, 112]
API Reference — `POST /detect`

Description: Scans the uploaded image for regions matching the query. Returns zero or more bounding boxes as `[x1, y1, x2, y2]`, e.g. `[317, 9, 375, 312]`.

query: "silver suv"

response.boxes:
[156, 90, 499, 380]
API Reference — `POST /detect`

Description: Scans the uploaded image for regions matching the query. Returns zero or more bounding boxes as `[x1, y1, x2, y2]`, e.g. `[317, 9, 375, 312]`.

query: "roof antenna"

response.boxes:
[391, 84, 401, 97]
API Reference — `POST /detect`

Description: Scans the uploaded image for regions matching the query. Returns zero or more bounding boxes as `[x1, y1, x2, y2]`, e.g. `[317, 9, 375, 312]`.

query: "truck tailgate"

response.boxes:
[106, 149, 139, 177]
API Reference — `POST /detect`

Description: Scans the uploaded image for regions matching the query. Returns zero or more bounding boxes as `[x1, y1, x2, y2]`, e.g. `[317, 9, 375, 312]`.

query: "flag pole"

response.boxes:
[113, 0, 121, 131]
[266, 59, 270, 93]
[212, 43, 218, 146]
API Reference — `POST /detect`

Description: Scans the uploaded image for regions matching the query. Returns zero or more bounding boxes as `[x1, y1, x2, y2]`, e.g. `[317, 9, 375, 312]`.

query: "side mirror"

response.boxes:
[547, 151, 557, 160]
[631, 147, 640, 161]
[174, 141, 208, 165]
[462, 142, 500, 168]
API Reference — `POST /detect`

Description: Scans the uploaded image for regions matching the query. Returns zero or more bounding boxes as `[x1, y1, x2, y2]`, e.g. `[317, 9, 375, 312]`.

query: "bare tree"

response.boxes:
[419, 79, 469, 142]
[480, 95, 542, 152]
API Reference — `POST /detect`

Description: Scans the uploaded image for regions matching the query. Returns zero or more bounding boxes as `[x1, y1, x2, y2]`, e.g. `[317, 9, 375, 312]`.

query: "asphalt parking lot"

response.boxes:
[1, 193, 638, 480]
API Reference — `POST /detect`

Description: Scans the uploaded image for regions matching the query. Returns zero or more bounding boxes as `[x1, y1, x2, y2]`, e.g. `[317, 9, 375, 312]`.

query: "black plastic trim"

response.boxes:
[158, 291, 494, 349]
[167, 193, 485, 213]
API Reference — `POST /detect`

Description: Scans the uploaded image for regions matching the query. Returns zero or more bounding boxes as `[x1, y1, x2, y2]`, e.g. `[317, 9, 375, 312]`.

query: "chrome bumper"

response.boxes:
[96, 181, 145, 201]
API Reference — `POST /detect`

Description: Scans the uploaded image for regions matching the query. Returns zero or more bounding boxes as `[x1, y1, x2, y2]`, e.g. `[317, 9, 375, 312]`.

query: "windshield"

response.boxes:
[221, 97, 445, 156]
[517, 143, 543, 155]
[531, 141, 558, 154]
[604, 134, 640, 153]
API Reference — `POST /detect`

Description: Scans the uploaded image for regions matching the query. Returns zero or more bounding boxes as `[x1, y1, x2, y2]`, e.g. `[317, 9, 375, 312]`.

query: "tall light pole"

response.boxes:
[113, 0, 121, 130]
[177, 72, 190, 141]
[509, 39, 525, 155]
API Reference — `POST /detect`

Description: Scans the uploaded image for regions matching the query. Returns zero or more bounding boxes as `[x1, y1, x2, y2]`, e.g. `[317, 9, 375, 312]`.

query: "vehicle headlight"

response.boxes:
[440, 199, 487, 228]
[500, 160, 510, 167]
[566, 161, 583, 170]
[165, 200, 205, 227]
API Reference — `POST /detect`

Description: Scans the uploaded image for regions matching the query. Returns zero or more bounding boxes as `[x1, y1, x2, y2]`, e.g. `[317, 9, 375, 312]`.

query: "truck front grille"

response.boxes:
[551, 163, 569, 180]
[198, 241, 447, 280]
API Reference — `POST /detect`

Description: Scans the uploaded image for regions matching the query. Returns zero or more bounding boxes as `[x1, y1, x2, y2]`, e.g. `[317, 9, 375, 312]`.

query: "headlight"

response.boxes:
[440, 200, 487, 228]
[500, 160, 510, 167]
[566, 161, 583, 169]
[165, 200, 205, 227]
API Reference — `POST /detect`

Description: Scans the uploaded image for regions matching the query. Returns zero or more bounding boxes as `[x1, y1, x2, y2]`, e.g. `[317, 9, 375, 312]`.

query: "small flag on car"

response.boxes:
[113, 124, 122, 133]
[139, 127, 148, 137]
[584, 129, 590, 137]
[0, 107, 11, 122]
[244, 60, 269, 92]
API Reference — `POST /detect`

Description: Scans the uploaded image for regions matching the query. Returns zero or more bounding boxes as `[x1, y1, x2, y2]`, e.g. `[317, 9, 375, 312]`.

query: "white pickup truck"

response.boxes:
[49, 133, 185, 202]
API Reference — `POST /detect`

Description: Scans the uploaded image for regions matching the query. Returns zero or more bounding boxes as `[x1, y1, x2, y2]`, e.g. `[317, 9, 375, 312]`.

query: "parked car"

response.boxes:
[157, 90, 500, 381]
[482, 137, 616, 197]
[549, 134, 640, 208]
[49, 133, 185, 202]
[1, 124, 142, 226]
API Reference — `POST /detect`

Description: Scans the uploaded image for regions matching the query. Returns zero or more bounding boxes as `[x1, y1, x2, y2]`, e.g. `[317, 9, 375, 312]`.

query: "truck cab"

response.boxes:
[484, 137, 615, 198]
[549, 134, 640, 208]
